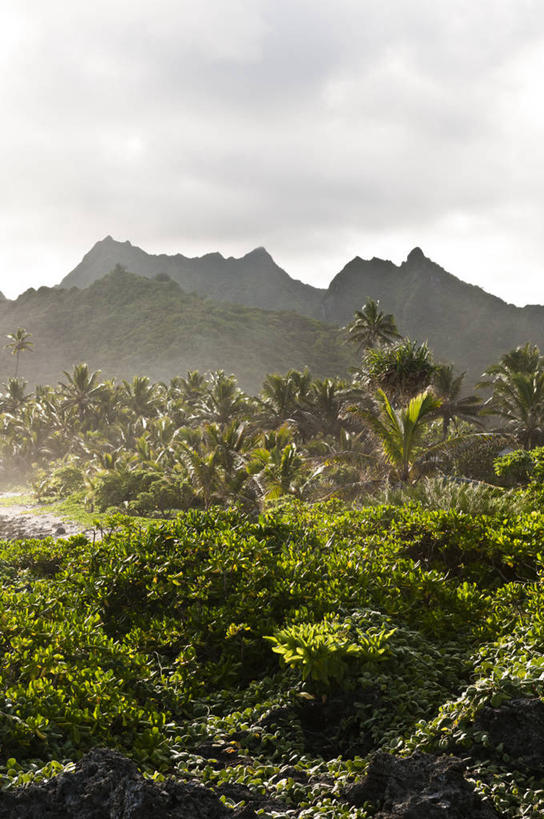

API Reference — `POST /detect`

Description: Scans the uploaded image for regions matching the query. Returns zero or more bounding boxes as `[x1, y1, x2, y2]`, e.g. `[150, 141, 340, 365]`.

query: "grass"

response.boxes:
[46, 492, 163, 531]
[0, 488, 34, 506]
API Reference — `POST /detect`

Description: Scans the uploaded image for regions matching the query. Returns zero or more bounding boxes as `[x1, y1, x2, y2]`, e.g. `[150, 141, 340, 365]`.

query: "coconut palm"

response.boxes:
[259, 371, 302, 428]
[60, 363, 104, 426]
[480, 344, 543, 382]
[345, 300, 401, 352]
[485, 370, 544, 449]
[297, 378, 366, 440]
[192, 371, 248, 426]
[0, 377, 29, 413]
[170, 370, 208, 404]
[122, 375, 161, 419]
[248, 442, 306, 501]
[5, 328, 33, 377]
[177, 442, 221, 509]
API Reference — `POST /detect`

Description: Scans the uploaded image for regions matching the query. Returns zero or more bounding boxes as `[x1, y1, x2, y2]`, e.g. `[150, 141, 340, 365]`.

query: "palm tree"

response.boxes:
[177, 442, 221, 509]
[259, 371, 301, 428]
[480, 343, 542, 381]
[432, 364, 483, 439]
[357, 389, 442, 482]
[297, 378, 366, 440]
[0, 377, 29, 413]
[480, 345, 544, 449]
[192, 371, 248, 426]
[171, 370, 208, 404]
[485, 370, 544, 449]
[248, 442, 307, 501]
[345, 300, 401, 352]
[122, 375, 161, 419]
[5, 328, 33, 377]
[60, 363, 104, 426]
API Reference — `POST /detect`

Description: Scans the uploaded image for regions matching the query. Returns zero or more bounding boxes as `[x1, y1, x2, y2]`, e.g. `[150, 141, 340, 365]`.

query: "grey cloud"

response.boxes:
[2, 1, 544, 304]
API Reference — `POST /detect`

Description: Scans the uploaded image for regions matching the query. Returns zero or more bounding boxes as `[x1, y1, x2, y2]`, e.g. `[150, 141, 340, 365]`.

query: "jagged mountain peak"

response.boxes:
[245, 246, 272, 259]
[406, 246, 427, 264]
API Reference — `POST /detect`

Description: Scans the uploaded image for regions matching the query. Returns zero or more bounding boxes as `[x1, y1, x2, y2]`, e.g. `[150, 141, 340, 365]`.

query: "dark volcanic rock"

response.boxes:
[344, 752, 498, 818]
[474, 697, 544, 770]
[0, 748, 255, 819]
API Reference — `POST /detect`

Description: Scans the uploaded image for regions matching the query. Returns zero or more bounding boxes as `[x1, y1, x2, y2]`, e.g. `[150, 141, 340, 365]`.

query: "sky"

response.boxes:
[2, 0, 544, 305]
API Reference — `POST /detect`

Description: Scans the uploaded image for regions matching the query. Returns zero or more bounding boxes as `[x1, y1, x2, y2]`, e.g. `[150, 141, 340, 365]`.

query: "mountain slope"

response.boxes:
[60, 237, 544, 384]
[0, 270, 353, 392]
[61, 236, 325, 318]
[322, 247, 544, 382]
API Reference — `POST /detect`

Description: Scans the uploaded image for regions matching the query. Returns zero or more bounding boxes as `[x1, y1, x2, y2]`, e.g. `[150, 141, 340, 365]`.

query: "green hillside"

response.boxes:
[0, 269, 354, 392]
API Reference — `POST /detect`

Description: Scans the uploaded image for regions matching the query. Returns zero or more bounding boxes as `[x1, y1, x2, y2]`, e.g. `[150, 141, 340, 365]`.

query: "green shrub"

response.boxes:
[265, 615, 395, 692]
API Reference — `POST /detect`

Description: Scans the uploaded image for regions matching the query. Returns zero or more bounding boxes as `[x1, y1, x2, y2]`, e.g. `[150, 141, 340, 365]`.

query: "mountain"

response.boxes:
[322, 247, 544, 383]
[0, 269, 353, 392]
[59, 237, 544, 384]
[60, 236, 325, 318]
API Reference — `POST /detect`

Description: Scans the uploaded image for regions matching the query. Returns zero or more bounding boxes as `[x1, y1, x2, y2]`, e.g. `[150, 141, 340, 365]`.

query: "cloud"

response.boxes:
[1, 0, 544, 305]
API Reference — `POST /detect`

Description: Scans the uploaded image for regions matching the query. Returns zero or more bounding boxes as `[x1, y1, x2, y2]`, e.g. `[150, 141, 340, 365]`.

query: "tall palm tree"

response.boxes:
[259, 371, 301, 428]
[177, 442, 221, 509]
[192, 371, 248, 426]
[0, 377, 29, 413]
[298, 378, 366, 440]
[5, 328, 33, 377]
[485, 370, 544, 449]
[248, 441, 307, 501]
[480, 343, 543, 381]
[345, 300, 401, 352]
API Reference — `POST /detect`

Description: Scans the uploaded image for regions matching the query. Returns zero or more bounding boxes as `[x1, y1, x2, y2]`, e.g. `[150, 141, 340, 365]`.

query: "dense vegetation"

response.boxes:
[4, 309, 544, 814]
[2, 503, 544, 815]
[0, 303, 501, 514]
[0, 268, 353, 393]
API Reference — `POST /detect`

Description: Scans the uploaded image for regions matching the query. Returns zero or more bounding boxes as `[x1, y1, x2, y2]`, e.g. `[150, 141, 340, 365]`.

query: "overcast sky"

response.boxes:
[2, 0, 544, 305]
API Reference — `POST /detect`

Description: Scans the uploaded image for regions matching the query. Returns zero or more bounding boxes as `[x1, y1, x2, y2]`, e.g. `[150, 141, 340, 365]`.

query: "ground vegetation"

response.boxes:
[1, 309, 544, 815]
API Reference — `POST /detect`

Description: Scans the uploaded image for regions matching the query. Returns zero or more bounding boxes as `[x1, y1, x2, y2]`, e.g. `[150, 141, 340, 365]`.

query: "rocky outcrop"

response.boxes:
[344, 752, 499, 818]
[0, 748, 256, 819]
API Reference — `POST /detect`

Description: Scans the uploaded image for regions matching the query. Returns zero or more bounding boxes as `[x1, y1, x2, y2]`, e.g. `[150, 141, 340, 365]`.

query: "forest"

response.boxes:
[1, 303, 544, 816]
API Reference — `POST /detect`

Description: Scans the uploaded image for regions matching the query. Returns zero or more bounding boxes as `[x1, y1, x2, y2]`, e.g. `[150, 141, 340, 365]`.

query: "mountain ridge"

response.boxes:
[55, 236, 544, 385]
[61, 236, 325, 318]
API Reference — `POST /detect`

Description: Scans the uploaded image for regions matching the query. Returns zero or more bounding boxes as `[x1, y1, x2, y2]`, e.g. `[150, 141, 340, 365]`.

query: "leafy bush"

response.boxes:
[494, 446, 544, 486]
[33, 462, 86, 501]
[265, 615, 395, 692]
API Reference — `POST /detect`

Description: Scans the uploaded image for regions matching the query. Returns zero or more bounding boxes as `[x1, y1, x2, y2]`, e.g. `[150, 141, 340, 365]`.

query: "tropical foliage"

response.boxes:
[1, 502, 544, 815]
[345, 298, 401, 351]
[5, 327, 32, 377]
[4, 310, 544, 815]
